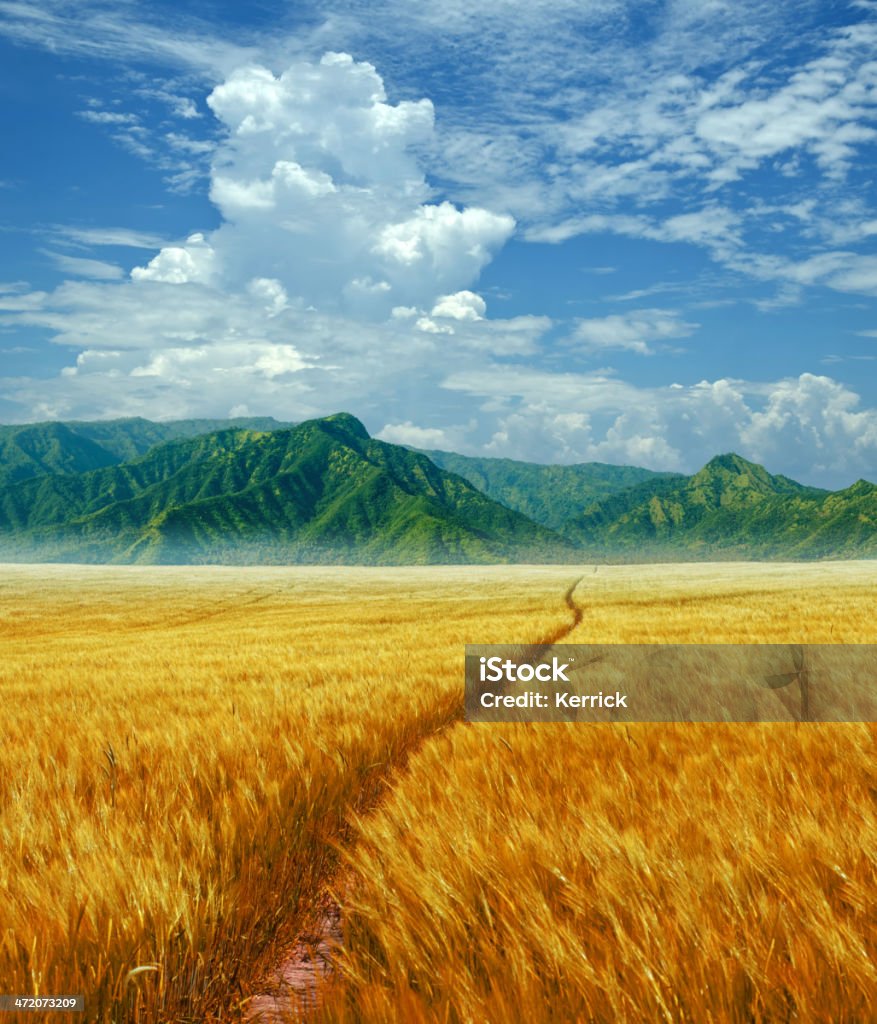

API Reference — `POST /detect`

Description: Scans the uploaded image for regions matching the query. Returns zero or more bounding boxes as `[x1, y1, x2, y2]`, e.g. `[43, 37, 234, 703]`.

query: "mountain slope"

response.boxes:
[0, 422, 119, 488]
[0, 416, 873, 563]
[0, 416, 296, 487]
[562, 453, 877, 557]
[0, 414, 573, 564]
[419, 449, 682, 530]
[68, 416, 295, 461]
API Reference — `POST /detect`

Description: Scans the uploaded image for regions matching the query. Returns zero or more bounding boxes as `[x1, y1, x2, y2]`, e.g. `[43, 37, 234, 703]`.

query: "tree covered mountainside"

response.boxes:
[0, 414, 571, 564]
[419, 449, 681, 531]
[563, 453, 877, 558]
[0, 416, 294, 486]
[0, 414, 873, 562]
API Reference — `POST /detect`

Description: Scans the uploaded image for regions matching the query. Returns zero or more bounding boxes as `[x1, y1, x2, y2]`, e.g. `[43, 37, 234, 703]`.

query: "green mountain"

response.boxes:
[0, 422, 119, 487]
[0, 415, 295, 487]
[564, 453, 877, 558]
[68, 416, 294, 462]
[418, 449, 681, 530]
[0, 415, 873, 563]
[0, 414, 573, 564]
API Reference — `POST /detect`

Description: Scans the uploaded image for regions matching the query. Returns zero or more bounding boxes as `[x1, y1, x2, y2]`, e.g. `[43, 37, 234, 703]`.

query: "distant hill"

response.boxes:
[0, 414, 572, 564]
[419, 449, 681, 530]
[0, 422, 119, 487]
[0, 415, 295, 487]
[564, 453, 877, 558]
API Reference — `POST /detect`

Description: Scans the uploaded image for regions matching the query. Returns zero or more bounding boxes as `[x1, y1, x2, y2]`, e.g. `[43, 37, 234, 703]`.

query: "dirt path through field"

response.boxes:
[240, 573, 586, 1022]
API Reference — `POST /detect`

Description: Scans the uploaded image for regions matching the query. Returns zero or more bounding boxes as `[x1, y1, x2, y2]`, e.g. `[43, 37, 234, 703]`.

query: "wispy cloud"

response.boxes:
[0, 1, 262, 75]
[569, 308, 699, 355]
[73, 97, 216, 192]
[526, 207, 743, 262]
[49, 225, 171, 250]
[76, 109, 138, 125]
[604, 282, 687, 302]
[43, 251, 124, 280]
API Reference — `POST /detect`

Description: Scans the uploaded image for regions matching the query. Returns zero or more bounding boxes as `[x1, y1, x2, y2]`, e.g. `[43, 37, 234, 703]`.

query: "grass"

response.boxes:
[321, 562, 877, 1024]
[0, 561, 874, 1022]
[328, 721, 876, 1023]
[0, 564, 576, 1022]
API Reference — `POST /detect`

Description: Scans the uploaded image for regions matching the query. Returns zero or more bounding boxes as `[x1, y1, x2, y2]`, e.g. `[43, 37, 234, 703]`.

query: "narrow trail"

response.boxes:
[243, 894, 343, 1021]
[239, 573, 587, 1022]
[520, 574, 586, 658]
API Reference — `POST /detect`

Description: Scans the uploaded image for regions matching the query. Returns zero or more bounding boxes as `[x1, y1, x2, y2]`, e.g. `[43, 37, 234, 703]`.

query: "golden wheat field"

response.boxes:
[0, 561, 875, 1023]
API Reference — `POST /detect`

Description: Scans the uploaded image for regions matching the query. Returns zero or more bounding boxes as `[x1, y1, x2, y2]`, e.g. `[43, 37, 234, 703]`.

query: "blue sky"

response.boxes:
[0, 0, 876, 486]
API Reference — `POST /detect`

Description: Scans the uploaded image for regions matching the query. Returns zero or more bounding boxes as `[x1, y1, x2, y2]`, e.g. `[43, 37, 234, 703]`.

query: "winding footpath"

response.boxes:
[240, 574, 586, 1021]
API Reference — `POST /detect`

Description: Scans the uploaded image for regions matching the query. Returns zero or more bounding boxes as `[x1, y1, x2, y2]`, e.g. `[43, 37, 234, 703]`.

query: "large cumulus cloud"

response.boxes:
[133, 53, 514, 313]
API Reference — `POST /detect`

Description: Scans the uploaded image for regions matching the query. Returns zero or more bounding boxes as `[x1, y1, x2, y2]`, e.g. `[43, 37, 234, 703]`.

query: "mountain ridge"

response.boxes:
[0, 415, 296, 487]
[417, 447, 683, 530]
[564, 452, 874, 558]
[0, 414, 573, 564]
[0, 413, 873, 563]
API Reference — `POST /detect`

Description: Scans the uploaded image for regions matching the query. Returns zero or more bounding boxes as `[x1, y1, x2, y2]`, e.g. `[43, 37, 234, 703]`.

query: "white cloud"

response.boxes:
[415, 316, 454, 335]
[372, 203, 514, 287]
[4, 261, 877, 486]
[540, 17, 877, 205]
[48, 337, 313, 407]
[740, 373, 877, 468]
[165, 132, 214, 155]
[0, 53, 546, 436]
[73, 94, 215, 194]
[528, 205, 877, 303]
[431, 290, 486, 321]
[0, 273, 543, 426]
[728, 249, 877, 299]
[77, 109, 139, 125]
[570, 308, 699, 354]
[46, 252, 125, 280]
[247, 277, 289, 316]
[345, 277, 391, 298]
[252, 344, 309, 378]
[376, 421, 461, 448]
[695, 41, 877, 179]
[0, 1, 261, 75]
[121, 54, 516, 314]
[135, 86, 201, 120]
[9, 1, 877, 316]
[442, 367, 877, 486]
[175, 98, 200, 119]
[825, 255, 877, 296]
[751, 284, 804, 312]
[0, 290, 48, 312]
[525, 206, 741, 262]
[469, 12, 877, 308]
[50, 226, 171, 250]
[130, 233, 217, 285]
